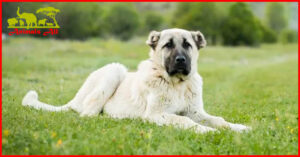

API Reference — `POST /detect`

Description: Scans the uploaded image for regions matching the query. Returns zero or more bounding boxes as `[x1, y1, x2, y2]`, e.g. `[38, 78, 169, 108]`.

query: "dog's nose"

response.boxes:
[175, 56, 186, 64]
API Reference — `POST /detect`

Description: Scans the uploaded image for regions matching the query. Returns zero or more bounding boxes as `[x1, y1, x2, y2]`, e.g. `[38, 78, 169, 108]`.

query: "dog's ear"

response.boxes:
[190, 31, 206, 49]
[146, 31, 161, 49]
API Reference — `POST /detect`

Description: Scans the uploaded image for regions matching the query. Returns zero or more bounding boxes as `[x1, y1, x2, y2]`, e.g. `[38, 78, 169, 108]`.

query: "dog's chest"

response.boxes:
[158, 82, 199, 114]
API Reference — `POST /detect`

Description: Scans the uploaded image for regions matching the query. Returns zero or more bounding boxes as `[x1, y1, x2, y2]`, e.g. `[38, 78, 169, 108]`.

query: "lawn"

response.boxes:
[2, 37, 298, 155]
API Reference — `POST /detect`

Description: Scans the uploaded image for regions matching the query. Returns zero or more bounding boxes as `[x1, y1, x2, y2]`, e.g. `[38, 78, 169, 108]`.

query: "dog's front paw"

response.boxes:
[195, 125, 218, 134]
[80, 111, 98, 117]
[228, 123, 251, 132]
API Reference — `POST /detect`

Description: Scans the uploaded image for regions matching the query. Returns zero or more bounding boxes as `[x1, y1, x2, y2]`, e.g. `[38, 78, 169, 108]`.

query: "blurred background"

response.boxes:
[2, 2, 298, 46]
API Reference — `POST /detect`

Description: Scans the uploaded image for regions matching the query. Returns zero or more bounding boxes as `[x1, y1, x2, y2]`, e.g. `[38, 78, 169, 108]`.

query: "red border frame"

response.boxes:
[1, 0, 299, 2]
[1, 1, 3, 156]
[1, 1, 299, 156]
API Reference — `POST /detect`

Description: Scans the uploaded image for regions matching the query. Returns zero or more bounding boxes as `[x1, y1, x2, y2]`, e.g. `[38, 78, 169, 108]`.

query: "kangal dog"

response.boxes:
[22, 28, 251, 133]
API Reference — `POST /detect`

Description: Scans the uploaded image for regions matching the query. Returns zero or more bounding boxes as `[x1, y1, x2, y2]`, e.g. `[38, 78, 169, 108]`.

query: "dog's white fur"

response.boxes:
[22, 28, 250, 133]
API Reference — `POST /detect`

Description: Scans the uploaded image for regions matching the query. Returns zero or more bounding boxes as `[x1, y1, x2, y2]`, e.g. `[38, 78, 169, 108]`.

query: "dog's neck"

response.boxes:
[148, 59, 191, 85]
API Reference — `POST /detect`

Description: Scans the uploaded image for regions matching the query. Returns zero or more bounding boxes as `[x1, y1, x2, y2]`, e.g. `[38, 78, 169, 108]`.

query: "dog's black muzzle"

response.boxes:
[166, 54, 191, 76]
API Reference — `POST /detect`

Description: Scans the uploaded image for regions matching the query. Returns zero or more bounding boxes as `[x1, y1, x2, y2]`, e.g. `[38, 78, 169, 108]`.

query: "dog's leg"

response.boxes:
[145, 113, 217, 133]
[79, 63, 127, 117]
[186, 78, 251, 132]
[144, 92, 216, 133]
[187, 105, 251, 132]
[79, 77, 124, 117]
[79, 89, 106, 117]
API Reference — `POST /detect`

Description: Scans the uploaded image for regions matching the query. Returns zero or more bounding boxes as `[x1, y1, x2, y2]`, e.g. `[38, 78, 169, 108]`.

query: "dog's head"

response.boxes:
[146, 28, 206, 79]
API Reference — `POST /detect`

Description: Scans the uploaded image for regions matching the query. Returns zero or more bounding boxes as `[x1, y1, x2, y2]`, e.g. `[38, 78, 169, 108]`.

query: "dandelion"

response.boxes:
[290, 128, 294, 134]
[3, 130, 10, 137]
[56, 139, 62, 147]
[2, 138, 7, 144]
[51, 132, 57, 138]
[275, 117, 279, 121]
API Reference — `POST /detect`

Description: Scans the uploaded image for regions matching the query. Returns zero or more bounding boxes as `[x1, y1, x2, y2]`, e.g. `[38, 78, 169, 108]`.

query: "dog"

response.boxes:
[22, 28, 250, 133]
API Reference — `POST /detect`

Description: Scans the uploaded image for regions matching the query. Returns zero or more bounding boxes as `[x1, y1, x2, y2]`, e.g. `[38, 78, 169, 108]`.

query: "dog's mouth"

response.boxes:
[168, 65, 190, 76]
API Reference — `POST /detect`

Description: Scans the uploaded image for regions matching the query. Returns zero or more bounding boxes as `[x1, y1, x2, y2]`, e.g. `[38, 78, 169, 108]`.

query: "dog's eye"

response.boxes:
[182, 41, 191, 49]
[164, 42, 174, 49]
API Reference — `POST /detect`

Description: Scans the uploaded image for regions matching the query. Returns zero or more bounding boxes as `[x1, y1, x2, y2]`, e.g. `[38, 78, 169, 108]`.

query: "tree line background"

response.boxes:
[2, 2, 298, 46]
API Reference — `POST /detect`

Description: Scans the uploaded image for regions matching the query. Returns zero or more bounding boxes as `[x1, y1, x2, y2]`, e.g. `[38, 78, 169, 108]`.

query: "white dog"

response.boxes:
[22, 28, 250, 133]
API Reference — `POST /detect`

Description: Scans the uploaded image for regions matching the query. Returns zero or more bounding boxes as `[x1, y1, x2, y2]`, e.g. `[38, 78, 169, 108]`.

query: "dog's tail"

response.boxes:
[22, 90, 72, 112]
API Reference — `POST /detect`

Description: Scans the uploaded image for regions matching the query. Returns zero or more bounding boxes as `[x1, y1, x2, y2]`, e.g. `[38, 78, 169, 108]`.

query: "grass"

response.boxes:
[2, 37, 298, 155]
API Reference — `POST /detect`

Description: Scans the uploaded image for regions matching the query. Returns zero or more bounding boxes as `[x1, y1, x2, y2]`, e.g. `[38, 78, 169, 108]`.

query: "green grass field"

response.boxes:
[2, 37, 298, 155]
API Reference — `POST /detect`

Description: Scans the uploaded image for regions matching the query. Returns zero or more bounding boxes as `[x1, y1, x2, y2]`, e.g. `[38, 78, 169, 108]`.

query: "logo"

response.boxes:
[7, 6, 60, 36]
